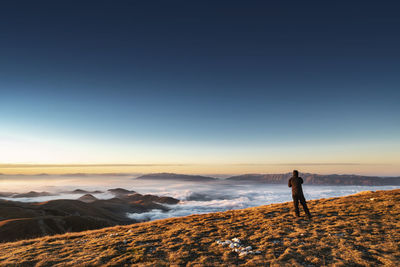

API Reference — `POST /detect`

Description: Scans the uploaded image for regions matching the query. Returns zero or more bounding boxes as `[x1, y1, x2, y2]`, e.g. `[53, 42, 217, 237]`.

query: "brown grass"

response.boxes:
[0, 189, 399, 266]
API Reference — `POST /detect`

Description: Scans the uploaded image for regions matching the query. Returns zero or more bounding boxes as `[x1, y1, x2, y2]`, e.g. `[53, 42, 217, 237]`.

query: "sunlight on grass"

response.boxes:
[0, 189, 399, 266]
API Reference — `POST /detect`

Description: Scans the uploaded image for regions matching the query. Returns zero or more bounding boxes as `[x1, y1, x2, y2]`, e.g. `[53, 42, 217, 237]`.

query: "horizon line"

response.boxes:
[0, 171, 399, 178]
[0, 162, 387, 169]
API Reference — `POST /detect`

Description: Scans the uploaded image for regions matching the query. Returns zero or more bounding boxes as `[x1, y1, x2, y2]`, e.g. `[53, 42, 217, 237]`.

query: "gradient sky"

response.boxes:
[1, 1, 399, 175]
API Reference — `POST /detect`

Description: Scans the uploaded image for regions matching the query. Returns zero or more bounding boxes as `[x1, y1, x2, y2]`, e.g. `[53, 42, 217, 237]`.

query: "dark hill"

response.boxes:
[11, 191, 56, 198]
[77, 194, 98, 203]
[0, 192, 15, 198]
[63, 189, 103, 194]
[0, 189, 179, 243]
[107, 188, 136, 196]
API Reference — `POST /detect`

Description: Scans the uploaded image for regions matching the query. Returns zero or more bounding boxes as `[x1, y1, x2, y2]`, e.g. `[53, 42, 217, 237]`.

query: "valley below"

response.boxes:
[0, 188, 179, 243]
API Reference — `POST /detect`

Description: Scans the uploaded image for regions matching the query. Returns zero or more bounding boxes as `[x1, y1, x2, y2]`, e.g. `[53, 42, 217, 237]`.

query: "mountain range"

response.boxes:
[135, 172, 400, 185]
[136, 172, 217, 182]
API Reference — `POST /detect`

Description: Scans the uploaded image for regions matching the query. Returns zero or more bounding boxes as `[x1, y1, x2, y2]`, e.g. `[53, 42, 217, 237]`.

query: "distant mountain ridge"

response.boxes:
[227, 173, 400, 186]
[136, 172, 400, 186]
[11, 191, 56, 198]
[136, 172, 217, 181]
[62, 189, 103, 194]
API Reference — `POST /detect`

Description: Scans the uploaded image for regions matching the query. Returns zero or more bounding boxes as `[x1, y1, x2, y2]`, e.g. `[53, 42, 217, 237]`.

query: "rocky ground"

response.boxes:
[0, 189, 399, 266]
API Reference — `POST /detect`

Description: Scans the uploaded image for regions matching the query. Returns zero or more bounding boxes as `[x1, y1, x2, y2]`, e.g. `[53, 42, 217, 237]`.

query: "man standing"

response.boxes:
[288, 170, 312, 219]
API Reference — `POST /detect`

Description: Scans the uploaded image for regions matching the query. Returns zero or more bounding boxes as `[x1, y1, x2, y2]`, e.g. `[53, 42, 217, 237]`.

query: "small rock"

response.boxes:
[333, 233, 345, 237]
[232, 237, 240, 243]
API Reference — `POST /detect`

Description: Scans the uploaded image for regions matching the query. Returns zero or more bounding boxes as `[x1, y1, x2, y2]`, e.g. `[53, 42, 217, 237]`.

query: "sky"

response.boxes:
[0, 1, 399, 175]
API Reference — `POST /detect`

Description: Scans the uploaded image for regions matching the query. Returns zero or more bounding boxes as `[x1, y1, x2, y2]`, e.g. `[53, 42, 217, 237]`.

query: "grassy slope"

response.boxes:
[0, 189, 399, 267]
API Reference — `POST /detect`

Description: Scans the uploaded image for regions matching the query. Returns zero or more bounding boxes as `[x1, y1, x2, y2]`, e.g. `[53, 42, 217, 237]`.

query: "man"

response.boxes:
[288, 170, 311, 219]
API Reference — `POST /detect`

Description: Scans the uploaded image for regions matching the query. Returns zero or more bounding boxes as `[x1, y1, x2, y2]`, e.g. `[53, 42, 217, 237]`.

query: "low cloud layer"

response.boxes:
[1, 175, 399, 222]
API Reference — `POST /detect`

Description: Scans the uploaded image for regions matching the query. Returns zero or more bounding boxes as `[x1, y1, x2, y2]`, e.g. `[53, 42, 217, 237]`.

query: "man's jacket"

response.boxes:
[288, 176, 304, 196]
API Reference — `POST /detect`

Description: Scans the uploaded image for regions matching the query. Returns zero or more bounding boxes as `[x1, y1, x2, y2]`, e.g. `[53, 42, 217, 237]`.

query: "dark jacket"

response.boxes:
[288, 176, 304, 196]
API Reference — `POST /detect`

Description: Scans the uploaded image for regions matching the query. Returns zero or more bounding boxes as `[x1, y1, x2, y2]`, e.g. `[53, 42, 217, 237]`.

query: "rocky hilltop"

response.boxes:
[0, 189, 399, 266]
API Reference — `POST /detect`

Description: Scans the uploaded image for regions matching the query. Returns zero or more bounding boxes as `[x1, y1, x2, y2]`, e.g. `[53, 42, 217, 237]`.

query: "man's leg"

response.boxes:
[300, 195, 311, 218]
[293, 195, 300, 217]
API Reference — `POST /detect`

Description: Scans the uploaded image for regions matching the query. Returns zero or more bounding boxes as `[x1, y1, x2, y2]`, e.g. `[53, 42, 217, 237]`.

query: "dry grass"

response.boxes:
[0, 189, 399, 266]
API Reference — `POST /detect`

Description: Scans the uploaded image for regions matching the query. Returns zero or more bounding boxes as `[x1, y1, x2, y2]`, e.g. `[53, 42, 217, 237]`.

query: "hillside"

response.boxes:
[0, 190, 179, 243]
[0, 189, 399, 266]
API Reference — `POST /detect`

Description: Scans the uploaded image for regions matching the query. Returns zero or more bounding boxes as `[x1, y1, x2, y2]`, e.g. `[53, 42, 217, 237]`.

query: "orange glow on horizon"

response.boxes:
[1, 163, 399, 176]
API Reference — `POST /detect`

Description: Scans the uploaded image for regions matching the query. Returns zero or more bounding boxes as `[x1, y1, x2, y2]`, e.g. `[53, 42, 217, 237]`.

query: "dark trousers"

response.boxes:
[292, 194, 311, 218]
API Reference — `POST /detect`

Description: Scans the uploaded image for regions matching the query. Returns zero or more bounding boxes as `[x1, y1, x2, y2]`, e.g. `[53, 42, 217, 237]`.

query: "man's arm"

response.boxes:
[300, 177, 303, 184]
[288, 178, 292, 187]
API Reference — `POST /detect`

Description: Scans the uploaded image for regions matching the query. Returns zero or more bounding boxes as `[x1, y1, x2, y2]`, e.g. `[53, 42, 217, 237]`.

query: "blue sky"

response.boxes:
[0, 1, 399, 175]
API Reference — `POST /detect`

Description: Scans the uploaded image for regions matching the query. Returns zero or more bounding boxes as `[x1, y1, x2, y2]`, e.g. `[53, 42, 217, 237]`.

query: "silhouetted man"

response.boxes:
[288, 170, 311, 219]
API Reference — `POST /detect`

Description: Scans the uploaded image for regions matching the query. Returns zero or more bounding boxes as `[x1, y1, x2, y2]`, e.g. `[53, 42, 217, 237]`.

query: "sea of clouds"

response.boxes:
[126, 181, 400, 221]
[1, 174, 399, 222]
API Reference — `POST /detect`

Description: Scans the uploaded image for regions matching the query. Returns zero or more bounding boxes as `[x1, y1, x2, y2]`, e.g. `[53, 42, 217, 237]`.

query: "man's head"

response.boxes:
[293, 170, 299, 177]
